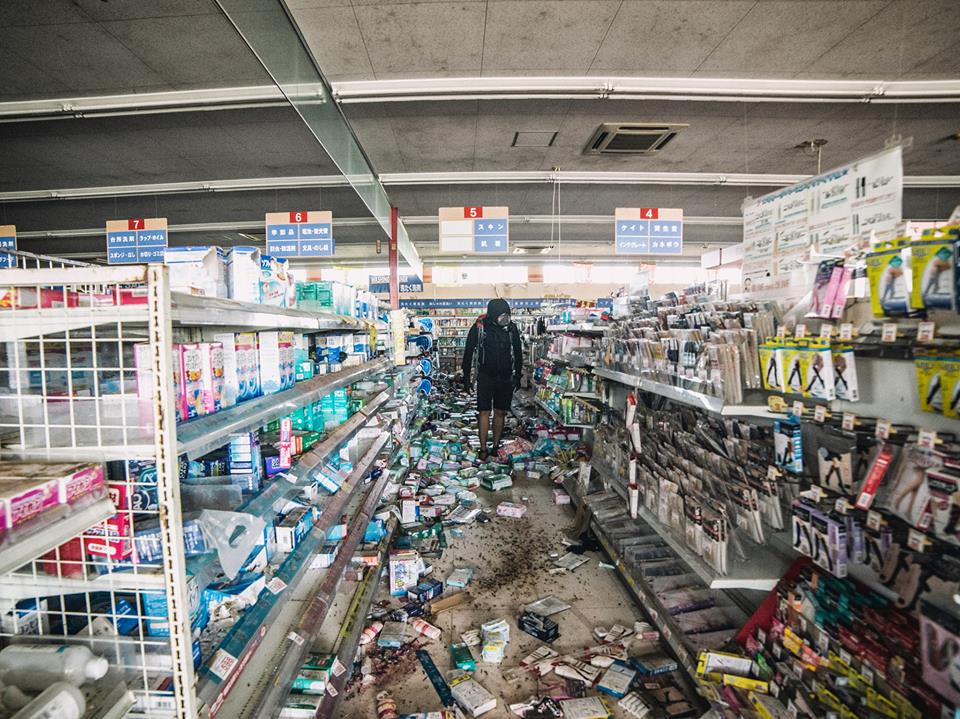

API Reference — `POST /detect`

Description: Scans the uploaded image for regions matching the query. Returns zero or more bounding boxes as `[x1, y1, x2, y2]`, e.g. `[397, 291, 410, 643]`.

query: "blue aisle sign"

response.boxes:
[438, 206, 509, 254]
[106, 218, 168, 264]
[399, 297, 576, 310]
[0, 225, 16, 268]
[596, 298, 614, 310]
[615, 208, 683, 255]
[265, 211, 334, 258]
[369, 274, 423, 294]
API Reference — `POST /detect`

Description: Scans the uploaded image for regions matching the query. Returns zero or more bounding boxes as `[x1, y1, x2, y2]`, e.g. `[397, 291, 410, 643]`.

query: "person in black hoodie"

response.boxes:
[461, 298, 523, 460]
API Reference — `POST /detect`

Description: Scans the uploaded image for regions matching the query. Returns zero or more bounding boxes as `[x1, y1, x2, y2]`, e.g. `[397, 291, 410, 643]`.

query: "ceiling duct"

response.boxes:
[585, 122, 687, 155]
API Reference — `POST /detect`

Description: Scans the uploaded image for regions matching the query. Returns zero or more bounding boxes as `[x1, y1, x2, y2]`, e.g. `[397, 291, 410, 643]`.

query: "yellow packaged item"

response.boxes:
[781, 339, 805, 396]
[865, 238, 911, 317]
[941, 354, 960, 420]
[914, 351, 947, 414]
[759, 338, 785, 392]
[910, 229, 956, 311]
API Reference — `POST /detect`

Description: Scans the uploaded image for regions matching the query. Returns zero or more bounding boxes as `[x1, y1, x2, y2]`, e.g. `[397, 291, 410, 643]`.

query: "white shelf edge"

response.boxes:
[0, 496, 116, 576]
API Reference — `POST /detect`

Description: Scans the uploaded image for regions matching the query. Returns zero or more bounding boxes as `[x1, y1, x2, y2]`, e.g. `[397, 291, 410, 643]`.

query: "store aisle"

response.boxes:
[339, 465, 648, 717]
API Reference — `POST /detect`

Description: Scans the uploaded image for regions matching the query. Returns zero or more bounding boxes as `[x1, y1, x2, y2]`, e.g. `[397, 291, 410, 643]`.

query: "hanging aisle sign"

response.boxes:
[106, 218, 168, 264]
[438, 206, 509, 254]
[265, 211, 334, 258]
[0, 225, 16, 268]
[741, 146, 902, 295]
[615, 208, 683, 255]
[369, 274, 423, 294]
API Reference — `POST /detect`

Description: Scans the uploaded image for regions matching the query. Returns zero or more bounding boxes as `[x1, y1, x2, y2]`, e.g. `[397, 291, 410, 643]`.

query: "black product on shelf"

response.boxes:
[518, 610, 560, 643]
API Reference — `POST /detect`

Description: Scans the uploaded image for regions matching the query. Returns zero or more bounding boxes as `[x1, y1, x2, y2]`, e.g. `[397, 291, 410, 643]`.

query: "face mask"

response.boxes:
[497, 313, 510, 327]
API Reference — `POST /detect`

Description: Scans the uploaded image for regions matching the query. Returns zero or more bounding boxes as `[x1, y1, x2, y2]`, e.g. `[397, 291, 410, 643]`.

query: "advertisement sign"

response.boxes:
[265, 211, 334, 258]
[369, 274, 423, 293]
[742, 146, 902, 295]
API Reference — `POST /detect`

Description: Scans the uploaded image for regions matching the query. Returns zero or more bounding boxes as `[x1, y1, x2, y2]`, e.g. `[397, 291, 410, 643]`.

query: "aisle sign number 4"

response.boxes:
[106, 218, 168, 264]
[0, 225, 16, 268]
[265, 211, 334, 258]
[439, 206, 509, 254]
[615, 208, 684, 255]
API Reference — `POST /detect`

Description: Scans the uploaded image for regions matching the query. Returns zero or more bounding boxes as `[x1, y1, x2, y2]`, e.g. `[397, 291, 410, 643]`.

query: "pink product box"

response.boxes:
[55, 464, 106, 505]
[198, 342, 225, 415]
[496, 502, 527, 518]
[178, 343, 205, 420]
[0, 462, 105, 532]
[86, 481, 133, 559]
[0, 478, 59, 531]
[553, 489, 571, 505]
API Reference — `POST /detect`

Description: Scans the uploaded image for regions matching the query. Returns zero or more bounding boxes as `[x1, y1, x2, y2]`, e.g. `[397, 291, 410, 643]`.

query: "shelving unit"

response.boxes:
[0, 263, 409, 719]
[533, 396, 592, 429]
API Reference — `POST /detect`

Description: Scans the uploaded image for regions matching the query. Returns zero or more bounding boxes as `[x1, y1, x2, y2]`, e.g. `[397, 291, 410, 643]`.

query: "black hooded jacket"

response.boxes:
[462, 298, 523, 383]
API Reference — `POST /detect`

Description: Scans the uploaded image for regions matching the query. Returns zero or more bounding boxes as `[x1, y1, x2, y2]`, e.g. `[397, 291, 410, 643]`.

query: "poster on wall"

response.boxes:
[438, 207, 509, 254]
[741, 146, 902, 295]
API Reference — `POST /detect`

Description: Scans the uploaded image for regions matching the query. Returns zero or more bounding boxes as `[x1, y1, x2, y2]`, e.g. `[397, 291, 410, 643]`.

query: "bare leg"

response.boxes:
[492, 409, 507, 450]
[478, 411, 490, 457]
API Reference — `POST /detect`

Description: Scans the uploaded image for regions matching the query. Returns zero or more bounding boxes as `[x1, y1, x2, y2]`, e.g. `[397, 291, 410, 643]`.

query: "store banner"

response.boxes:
[0, 225, 16, 269]
[438, 206, 509, 254]
[742, 146, 902, 295]
[265, 210, 334, 258]
[399, 297, 576, 310]
[369, 274, 423, 293]
[615, 208, 683, 255]
[106, 218, 168, 264]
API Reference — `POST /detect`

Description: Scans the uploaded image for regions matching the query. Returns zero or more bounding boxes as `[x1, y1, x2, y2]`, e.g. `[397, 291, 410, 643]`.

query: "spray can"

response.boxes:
[409, 618, 441, 640]
[359, 621, 384, 646]
[376, 691, 398, 719]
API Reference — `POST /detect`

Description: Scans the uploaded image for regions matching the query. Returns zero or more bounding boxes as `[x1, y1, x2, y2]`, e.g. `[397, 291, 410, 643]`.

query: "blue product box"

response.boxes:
[364, 519, 387, 543]
[315, 466, 341, 494]
[407, 578, 444, 604]
[203, 572, 266, 609]
[326, 521, 347, 542]
[135, 517, 207, 564]
[143, 574, 202, 637]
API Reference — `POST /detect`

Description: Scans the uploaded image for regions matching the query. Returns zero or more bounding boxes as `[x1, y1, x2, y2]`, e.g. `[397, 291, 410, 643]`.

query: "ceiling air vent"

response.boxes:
[584, 123, 687, 155]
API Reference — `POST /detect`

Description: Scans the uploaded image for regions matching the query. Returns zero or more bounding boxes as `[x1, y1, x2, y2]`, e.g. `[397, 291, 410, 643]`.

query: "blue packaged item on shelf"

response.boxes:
[143, 573, 203, 637]
[407, 578, 444, 604]
[135, 516, 208, 564]
[203, 571, 267, 610]
[326, 520, 347, 542]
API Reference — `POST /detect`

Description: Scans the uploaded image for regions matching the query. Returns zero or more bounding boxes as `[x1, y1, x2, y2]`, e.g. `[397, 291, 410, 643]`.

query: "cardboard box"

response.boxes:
[225, 246, 261, 303]
[164, 246, 226, 298]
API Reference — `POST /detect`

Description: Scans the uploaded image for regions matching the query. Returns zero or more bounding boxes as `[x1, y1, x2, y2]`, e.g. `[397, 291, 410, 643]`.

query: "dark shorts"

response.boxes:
[477, 374, 513, 412]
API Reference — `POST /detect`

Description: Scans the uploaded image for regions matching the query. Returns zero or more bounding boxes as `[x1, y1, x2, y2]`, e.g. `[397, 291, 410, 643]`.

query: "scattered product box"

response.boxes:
[496, 501, 527, 518]
[448, 670, 497, 716]
[389, 549, 421, 596]
[598, 661, 637, 698]
[446, 567, 474, 588]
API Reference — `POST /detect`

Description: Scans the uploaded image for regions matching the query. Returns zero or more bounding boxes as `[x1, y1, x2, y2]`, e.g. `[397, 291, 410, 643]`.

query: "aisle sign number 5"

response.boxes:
[438, 206, 509, 254]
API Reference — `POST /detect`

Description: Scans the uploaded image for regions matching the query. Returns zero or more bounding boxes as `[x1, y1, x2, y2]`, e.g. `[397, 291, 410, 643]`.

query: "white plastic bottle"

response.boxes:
[0, 645, 109, 691]
[10, 682, 85, 719]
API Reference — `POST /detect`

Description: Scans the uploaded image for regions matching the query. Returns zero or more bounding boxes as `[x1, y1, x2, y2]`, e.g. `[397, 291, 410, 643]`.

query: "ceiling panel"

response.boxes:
[0, 0, 89, 27]
[290, 5, 374, 79]
[351, 1, 485, 78]
[589, 1, 754, 74]
[803, 0, 960, 78]
[481, 1, 620, 74]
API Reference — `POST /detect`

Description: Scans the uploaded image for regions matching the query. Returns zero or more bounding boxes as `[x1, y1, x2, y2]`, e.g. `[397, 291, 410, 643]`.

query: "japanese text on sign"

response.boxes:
[0, 225, 16, 269]
[614, 208, 684, 255]
[439, 206, 509, 254]
[106, 218, 168, 264]
[265, 211, 334, 258]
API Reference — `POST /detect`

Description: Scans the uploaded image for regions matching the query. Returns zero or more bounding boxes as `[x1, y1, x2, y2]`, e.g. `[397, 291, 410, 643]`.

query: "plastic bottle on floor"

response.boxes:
[9, 682, 85, 719]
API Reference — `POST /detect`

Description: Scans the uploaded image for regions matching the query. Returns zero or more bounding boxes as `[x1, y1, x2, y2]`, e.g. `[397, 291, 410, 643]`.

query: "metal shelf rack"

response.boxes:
[0, 263, 405, 719]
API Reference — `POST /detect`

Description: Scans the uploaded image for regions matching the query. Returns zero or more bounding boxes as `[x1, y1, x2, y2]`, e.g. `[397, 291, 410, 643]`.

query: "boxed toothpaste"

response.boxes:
[198, 342, 225, 415]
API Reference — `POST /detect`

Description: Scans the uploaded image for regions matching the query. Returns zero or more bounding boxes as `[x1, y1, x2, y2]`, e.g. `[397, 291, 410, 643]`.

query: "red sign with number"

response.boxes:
[127, 219, 144, 230]
[289, 211, 308, 223]
[639, 208, 658, 220]
[463, 206, 483, 219]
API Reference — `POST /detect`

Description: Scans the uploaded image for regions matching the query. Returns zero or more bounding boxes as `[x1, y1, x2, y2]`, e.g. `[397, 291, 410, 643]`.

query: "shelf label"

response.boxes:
[265, 210, 334, 258]
[819, 324, 834, 339]
[917, 321, 936, 342]
[875, 419, 892, 440]
[266, 577, 287, 594]
[794, 324, 808, 339]
[287, 631, 305, 646]
[439, 206, 509, 254]
[106, 217, 168, 264]
[838, 323, 854, 341]
[842, 412, 856, 431]
[866, 510, 882, 531]
[814, 405, 827, 423]
[918, 428, 938, 450]
[881, 322, 898, 342]
[209, 649, 238, 681]
[0, 225, 16, 268]
[908, 529, 929, 552]
[614, 207, 683, 255]
[791, 401, 805, 418]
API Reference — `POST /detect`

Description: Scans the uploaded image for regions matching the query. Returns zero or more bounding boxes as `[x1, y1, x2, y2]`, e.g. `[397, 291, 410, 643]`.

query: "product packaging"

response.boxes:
[806, 259, 842, 319]
[910, 230, 956, 311]
[164, 246, 227, 298]
[774, 416, 803, 474]
[225, 246, 261, 303]
[919, 596, 960, 706]
[213, 333, 239, 408]
[177, 343, 205, 420]
[258, 331, 293, 395]
[943, 355, 960, 420]
[448, 671, 496, 716]
[259, 255, 286, 307]
[832, 344, 859, 401]
[198, 342, 224, 415]
[388, 549, 420, 596]
[781, 339, 804, 395]
[915, 351, 948, 414]
[800, 338, 835, 400]
[865, 239, 911, 317]
[759, 338, 785, 392]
